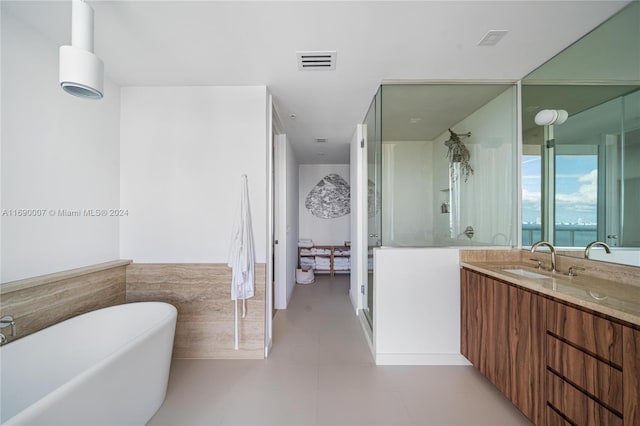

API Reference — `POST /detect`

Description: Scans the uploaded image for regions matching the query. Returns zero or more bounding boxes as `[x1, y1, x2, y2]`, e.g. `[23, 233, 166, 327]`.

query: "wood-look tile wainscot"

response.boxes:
[0, 260, 130, 344]
[126, 263, 266, 359]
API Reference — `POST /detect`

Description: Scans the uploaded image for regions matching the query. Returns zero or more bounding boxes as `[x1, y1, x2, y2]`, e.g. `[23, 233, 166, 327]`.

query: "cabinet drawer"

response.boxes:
[547, 335, 623, 413]
[546, 406, 572, 426]
[547, 301, 622, 366]
[547, 372, 623, 426]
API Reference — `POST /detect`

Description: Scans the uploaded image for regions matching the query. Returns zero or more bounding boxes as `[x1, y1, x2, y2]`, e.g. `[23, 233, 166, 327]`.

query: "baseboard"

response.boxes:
[375, 353, 471, 366]
[357, 311, 375, 361]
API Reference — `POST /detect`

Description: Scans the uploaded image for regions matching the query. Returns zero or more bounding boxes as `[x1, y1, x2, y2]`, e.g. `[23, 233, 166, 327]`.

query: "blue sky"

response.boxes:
[522, 155, 597, 225]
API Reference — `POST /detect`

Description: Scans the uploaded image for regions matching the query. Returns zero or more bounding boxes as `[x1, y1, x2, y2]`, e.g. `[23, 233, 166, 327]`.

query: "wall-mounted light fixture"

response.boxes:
[534, 109, 568, 126]
[59, 0, 104, 99]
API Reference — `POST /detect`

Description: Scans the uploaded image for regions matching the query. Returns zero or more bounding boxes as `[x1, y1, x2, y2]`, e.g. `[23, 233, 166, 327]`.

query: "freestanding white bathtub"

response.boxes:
[0, 302, 177, 425]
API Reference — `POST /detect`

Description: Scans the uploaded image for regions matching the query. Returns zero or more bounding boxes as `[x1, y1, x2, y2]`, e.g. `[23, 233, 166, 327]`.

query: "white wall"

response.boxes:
[350, 124, 366, 313]
[433, 87, 517, 246]
[285, 137, 299, 306]
[274, 134, 299, 309]
[374, 247, 468, 365]
[119, 86, 268, 262]
[1, 10, 121, 282]
[382, 141, 435, 246]
[299, 164, 351, 245]
[589, 248, 640, 266]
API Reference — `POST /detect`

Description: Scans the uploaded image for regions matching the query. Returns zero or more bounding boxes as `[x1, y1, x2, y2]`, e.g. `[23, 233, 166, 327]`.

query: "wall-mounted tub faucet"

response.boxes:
[530, 241, 556, 272]
[0, 315, 17, 337]
[584, 241, 611, 259]
[0, 333, 6, 345]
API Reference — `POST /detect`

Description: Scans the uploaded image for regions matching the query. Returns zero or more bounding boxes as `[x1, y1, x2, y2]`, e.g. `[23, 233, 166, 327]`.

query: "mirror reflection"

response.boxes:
[521, 1, 640, 267]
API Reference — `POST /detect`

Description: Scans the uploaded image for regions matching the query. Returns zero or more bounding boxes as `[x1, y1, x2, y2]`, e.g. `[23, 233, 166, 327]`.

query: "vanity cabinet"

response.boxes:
[460, 268, 545, 425]
[546, 302, 624, 425]
[461, 267, 640, 426]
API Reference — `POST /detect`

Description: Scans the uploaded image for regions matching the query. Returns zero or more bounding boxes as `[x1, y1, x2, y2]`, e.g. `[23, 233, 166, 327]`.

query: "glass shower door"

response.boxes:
[363, 88, 381, 329]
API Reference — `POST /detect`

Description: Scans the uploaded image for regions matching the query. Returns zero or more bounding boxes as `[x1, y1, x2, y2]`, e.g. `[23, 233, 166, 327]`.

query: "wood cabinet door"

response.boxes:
[460, 268, 497, 378]
[460, 268, 483, 368]
[507, 284, 545, 426]
[488, 276, 510, 396]
[460, 268, 545, 425]
[623, 326, 640, 426]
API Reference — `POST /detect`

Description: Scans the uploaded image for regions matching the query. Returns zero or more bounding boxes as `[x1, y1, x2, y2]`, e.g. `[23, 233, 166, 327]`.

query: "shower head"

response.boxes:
[59, 0, 104, 99]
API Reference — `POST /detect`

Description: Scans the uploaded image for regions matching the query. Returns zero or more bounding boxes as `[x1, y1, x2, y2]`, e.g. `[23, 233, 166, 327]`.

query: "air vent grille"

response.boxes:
[297, 51, 336, 71]
[477, 30, 508, 46]
[315, 138, 328, 143]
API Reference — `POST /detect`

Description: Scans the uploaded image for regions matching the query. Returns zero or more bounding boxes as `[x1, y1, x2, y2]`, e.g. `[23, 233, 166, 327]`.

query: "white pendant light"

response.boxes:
[59, 0, 104, 99]
[534, 109, 568, 126]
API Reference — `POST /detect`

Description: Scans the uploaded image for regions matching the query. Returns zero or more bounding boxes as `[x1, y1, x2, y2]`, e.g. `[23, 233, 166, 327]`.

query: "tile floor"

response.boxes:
[148, 275, 532, 426]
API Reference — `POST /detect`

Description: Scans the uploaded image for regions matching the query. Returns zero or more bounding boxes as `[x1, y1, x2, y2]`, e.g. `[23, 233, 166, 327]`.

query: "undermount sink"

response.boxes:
[502, 268, 550, 279]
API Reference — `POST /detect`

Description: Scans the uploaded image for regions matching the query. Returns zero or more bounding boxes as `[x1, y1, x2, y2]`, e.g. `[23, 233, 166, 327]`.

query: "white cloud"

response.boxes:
[555, 169, 598, 222]
[522, 169, 598, 223]
[522, 188, 541, 203]
[556, 169, 597, 205]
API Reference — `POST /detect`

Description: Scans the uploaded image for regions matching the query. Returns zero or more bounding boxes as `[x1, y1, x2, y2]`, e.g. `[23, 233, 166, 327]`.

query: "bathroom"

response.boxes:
[2, 1, 639, 425]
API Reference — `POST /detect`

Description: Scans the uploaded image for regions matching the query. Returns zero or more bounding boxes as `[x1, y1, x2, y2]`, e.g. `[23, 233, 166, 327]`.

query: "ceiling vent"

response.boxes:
[296, 51, 336, 71]
[477, 30, 508, 46]
[314, 137, 328, 143]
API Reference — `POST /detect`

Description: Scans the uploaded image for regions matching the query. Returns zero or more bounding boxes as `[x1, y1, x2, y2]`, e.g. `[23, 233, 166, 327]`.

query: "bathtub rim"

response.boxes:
[1, 301, 177, 425]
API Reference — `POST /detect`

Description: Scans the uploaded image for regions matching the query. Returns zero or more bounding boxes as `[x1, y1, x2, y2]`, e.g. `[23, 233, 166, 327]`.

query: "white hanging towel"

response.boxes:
[227, 175, 255, 350]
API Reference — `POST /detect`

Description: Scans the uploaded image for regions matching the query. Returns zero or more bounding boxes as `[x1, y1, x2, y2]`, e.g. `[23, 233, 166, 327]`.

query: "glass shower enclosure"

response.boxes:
[362, 88, 381, 329]
[361, 82, 519, 330]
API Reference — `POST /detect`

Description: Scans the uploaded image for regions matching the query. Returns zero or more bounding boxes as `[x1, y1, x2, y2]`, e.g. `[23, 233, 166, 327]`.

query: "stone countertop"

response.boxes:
[461, 261, 640, 327]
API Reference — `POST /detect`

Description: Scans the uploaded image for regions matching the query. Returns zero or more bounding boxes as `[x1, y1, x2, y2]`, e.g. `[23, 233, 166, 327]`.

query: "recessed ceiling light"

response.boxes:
[409, 118, 422, 124]
[316, 151, 325, 156]
[477, 30, 508, 46]
[289, 114, 296, 119]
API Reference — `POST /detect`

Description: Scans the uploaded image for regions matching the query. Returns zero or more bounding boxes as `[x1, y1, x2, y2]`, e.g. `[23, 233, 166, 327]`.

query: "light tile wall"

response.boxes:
[0, 261, 129, 344]
[126, 263, 265, 359]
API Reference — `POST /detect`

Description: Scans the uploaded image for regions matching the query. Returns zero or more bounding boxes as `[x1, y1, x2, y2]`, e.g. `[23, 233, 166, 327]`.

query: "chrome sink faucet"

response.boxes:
[530, 241, 556, 272]
[584, 241, 611, 259]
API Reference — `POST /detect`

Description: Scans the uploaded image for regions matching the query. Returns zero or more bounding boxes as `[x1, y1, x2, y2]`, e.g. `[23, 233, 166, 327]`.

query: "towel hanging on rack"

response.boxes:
[228, 174, 255, 350]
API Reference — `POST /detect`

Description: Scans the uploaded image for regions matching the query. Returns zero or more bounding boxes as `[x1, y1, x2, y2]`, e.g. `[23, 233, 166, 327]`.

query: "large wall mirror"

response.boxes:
[521, 1, 640, 267]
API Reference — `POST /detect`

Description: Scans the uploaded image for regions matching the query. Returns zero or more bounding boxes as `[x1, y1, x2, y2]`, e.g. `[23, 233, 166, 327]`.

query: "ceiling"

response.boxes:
[521, 85, 640, 143]
[380, 84, 511, 141]
[2, 0, 631, 164]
